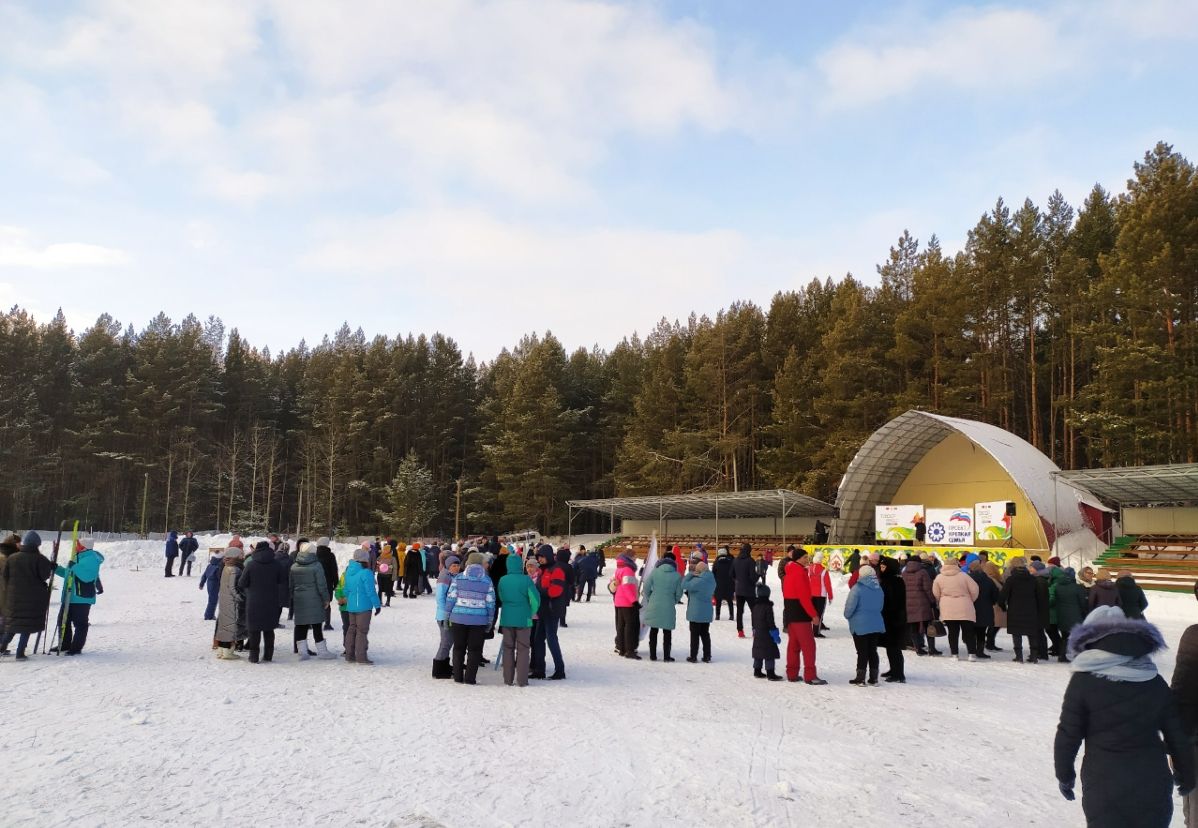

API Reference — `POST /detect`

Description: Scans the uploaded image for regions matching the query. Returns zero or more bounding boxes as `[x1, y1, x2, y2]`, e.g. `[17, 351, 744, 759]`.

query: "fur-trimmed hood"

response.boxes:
[1067, 605, 1167, 659]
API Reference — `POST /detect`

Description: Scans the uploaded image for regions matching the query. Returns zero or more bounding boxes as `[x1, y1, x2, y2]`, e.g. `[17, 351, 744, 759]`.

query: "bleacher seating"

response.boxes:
[611, 534, 807, 558]
[1093, 534, 1198, 593]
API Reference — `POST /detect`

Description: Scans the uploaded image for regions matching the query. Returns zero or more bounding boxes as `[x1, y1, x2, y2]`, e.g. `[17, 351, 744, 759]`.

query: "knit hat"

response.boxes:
[316, 536, 330, 547]
[717, 547, 729, 557]
[225, 546, 245, 560]
[857, 564, 876, 579]
[228, 535, 244, 549]
[353, 548, 370, 563]
[79, 537, 95, 550]
[22, 530, 42, 548]
[450, 543, 459, 553]
[254, 540, 272, 553]
[1063, 566, 1076, 579]
[212, 548, 226, 559]
[755, 582, 770, 600]
[525, 556, 540, 572]
[360, 541, 371, 551]
[1048, 556, 1061, 566]
[1, 532, 19, 550]
[1029, 560, 1047, 573]
[445, 555, 462, 568]
[465, 552, 486, 567]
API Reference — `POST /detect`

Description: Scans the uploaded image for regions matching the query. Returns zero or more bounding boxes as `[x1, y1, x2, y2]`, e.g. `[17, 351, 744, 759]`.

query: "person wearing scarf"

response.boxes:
[1054, 605, 1195, 827]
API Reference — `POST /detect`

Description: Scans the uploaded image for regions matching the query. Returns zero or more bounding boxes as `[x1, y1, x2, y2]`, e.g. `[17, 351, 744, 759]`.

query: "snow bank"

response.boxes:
[2, 550, 1195, 827]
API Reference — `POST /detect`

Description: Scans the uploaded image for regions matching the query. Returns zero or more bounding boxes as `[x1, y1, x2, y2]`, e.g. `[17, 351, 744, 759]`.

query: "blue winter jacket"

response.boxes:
[343, 560, 381, 613]
[445, 564, 496, 626]
[843, 575, 886, 635]
[54, 549, 104, 605]
[682, 570, 716, 623]
[165, 531, 179, 559]
[574, 553, 599, 582]
[435, 569, 454, 622]
[199, 556, 223, 598]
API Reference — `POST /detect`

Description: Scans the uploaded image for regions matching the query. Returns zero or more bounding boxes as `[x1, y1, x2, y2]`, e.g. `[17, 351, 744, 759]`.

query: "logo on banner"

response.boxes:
[928, 522, 946, 542]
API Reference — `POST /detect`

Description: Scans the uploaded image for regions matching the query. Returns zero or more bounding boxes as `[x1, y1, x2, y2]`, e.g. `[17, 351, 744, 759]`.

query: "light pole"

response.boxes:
[140, 472, 149, 538]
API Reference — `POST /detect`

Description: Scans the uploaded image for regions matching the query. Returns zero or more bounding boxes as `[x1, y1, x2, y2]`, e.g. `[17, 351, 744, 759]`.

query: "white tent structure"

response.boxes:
[833, 410, 1107, 560]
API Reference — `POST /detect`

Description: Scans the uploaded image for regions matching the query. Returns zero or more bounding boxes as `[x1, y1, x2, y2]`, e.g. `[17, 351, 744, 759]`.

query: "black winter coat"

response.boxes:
[1116, 577, 1149, 619]
[1, 545, 55, 633]
[970, 570, 998, 628]
[1000, 568, 1044, 636]
[879, 570, 907, 645]
[750, 599, 780, 660]
[179, 536, 199, 559]
[712, 555, 735, 599]
[1055, 672, 1193, 828]
[1172, 624, 1198, 739]
[733, 552, 758, 598]
[403, 549, 424, 589]
[237, 548, 285, 632]
[274, 551, 293, 608]
[316, 546, 339, 600]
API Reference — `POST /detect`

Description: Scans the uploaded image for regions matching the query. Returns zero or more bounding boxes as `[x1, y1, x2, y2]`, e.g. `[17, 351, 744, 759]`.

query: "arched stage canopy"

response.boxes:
[834, 410, 1105, 550]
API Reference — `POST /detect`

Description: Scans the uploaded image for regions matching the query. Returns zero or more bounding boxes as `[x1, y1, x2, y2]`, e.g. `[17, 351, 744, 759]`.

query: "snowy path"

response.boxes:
[2, 544, 1194, 827]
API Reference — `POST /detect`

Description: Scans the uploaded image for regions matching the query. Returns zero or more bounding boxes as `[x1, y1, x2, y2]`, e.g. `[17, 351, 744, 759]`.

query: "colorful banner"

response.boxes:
[807, 545, 1029, 571]
[925, 507, 975, 545]
[874, 504, 924, 541]
[975, 501, 1013, 541]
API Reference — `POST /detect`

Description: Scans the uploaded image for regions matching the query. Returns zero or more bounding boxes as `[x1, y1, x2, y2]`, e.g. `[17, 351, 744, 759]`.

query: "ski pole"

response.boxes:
[35, 519, 70, 654]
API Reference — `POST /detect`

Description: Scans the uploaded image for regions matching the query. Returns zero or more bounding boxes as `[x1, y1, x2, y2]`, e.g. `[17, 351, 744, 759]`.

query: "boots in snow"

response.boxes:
[296, 638, 311, 661]
[849, 670, 866, 686]
[765, 669, 784, 682]
[754, 669, 766, 678]
[219, 647, 242, 660]
[432, 658, 453, 679]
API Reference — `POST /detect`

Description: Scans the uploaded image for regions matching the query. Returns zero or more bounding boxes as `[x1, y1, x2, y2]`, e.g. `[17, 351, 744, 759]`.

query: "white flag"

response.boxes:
[639, 532, 659, 641]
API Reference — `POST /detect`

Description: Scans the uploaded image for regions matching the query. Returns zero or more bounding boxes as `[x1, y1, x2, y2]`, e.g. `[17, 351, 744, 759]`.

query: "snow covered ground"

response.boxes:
[3, 538, 1195, 827]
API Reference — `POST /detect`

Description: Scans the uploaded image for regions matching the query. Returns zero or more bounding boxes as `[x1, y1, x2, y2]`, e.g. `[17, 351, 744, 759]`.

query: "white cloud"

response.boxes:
[0, 226, 129, 268]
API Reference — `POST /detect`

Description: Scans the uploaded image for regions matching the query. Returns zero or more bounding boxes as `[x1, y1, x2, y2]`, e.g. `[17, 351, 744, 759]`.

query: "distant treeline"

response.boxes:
[2, 143, 1194, 535]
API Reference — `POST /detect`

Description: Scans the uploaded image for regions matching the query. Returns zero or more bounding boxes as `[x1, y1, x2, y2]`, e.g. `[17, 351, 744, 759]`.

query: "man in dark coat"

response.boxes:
[555, 548, 576, 627]
[712, 548, 735, 621]
[1056, 607, 1194, 827]
[732, 543, 759, 637]
[968, 562, 998, 660]
[274, 545, 293, 624]
[0, 531, 55, 659]
[164, 531, 179, 578]
[1171, 583, 1198, 825]
[315, 537, 339, 631]
[1000, 558, 1046, 663]
[178, 531, 199, 576]
[878, 557, 908, 682]
[573, 548, 598, 602]
[237, 541, 285, 663]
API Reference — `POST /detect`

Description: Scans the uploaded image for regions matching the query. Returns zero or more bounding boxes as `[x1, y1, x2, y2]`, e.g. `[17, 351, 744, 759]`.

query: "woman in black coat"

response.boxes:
[712, 549, 735, 621]
[0, 531, 54, 659]
[1055, 606, 1194, 827]
[732, 543, 759, 636]
[237, 542, 285, 663]
[315, 539, 339, 631]
[999, 558, 1045, 663]
[969, 561, 998, 660]
[878, 557, 907, 682]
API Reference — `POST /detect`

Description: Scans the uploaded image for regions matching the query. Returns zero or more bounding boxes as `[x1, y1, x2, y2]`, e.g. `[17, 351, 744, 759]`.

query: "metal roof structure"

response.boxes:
[566, 489, 836, 521]
[834, 410, 1105, 546]
[1054, 463, 1198, 506]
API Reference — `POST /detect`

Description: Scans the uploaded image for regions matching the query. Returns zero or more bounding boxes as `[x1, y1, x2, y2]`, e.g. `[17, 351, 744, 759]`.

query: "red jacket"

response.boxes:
[809, 563, 833, 601]
[782, 561, 818, 620]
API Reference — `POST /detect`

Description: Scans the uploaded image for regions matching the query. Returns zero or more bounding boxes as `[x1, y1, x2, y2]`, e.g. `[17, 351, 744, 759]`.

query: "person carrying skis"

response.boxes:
[49, 537, 105, 655]
[0, 531, 54, 660]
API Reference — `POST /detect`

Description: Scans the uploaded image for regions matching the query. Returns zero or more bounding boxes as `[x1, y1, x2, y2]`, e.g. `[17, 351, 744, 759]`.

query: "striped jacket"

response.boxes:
[445, 564, 496, 626]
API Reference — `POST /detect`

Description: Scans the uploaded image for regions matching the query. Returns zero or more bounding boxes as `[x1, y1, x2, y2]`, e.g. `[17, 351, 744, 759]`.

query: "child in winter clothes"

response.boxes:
[51, 539, 105, 655]
[681, 560, 716, 662]
[199, 549, 225, 620]
[751, 583, 784, 681]
[376, 542, 397, 606]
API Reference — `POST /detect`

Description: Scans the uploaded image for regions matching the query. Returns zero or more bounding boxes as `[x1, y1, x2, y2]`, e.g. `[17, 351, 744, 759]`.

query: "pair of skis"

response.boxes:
[33, 519, 79, 655]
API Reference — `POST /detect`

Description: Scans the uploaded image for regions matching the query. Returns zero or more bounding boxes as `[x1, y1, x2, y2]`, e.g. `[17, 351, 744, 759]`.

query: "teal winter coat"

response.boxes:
[54, 549, 104, 605]
[497, 555, 540, 628]
[682, 570, 716, 623]
[343, 561, 381, 613]
[843, 575, 886, 636]
[642, 561, 684, 630]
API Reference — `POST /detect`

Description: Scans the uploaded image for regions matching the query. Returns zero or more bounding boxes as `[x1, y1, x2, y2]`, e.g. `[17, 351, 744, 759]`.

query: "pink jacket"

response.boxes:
[932, 562, 980, 622]
[613, 559, 639, 608]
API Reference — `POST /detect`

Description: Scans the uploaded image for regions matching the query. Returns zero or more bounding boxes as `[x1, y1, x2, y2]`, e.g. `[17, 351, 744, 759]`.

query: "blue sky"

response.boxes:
[1, 0, 1195, 361]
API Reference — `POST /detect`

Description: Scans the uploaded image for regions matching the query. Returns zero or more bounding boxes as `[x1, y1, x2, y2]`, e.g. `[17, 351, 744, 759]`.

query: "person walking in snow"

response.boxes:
[642, 551, 684, 662]
[1055, 605, 1194, 827]
[751, 583, 783, 681]
[574, 545, 598, 602]
[878, 556, 907, 683]
[555, 547, 576, 628]
[781, 547, 825, 685]
[238, 541, 285, 663]
[1000, 556, 1046, 663]
[612, 549, 641, 659]
[445, 551, 497, 684]
[274, 542, 293, 625]
[403, 543, 424, 599]
[531, 545, 567, 680]
[844, 564, 885, 685]
[809, 551, 834, 637]
[1049, 567, 1088, 663]
[178, 531, 199, 577]
[682, 559, 716, 663]
[967, 560, 998, 661]
[289, 541, 335, 660]
[343, 547, 382, 664]
[932, 557, 979, 661]
[0, 533, 20, 650]
[712, 547, 735, 621]
[199, 548, 225, 621]
[314, 537, 338, 631]
[376, 541, 397, 607]
[164, 530, 179, 578]
[497, 553, 540, 687]
[50, 538, 105, 656]
[431, 554, 462, 679]
[0, 531, 54, 660]
[1116, 571, 1149, 620]
[214, 546, 247, 659]
[733, 543, 759, 638]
